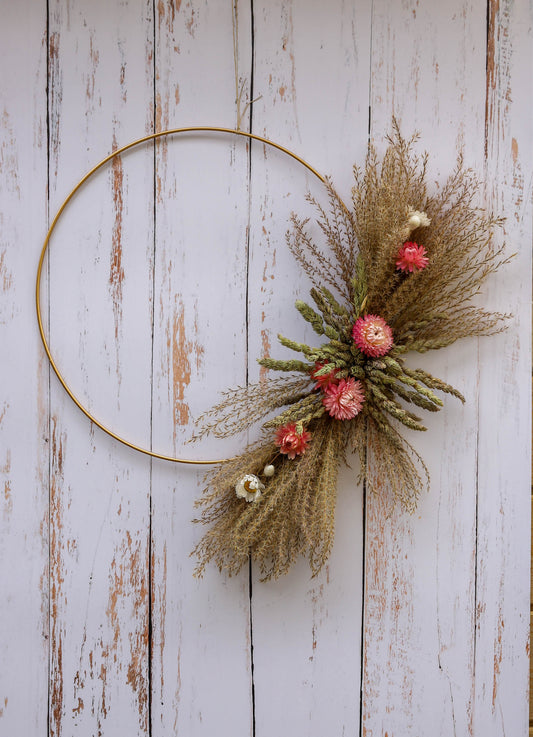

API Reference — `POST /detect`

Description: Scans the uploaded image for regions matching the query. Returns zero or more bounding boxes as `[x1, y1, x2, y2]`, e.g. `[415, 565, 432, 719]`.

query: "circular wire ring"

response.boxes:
[36, 126, 326, 465]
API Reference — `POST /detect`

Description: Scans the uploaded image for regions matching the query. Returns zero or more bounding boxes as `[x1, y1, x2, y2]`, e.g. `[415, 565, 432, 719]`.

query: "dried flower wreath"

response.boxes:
[35, 122, 510, 583]
[191, 122, 510, 581]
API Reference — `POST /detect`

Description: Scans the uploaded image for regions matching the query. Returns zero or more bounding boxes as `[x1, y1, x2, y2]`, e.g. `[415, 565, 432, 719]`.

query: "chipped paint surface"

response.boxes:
[167, 298, 204, 434]
[171, 303, 191, 427]
[106, 532, 150, 732]
[110, 139, 125, 388]
[259, 329, 271, 381]
[1, 1, 530, 736]
[362, 490, 416, 737]
[48, 30, 62, 179]
[0, 250, 13, 293]
[0, 110, 20, 198]
[1, 449, 12, 522]
[43, 2, 155, 735]
[50, 416, 67, 737]
[153, 542, 167, 707]
[473, 0, 532, 734]
[0, 1, 55, 735]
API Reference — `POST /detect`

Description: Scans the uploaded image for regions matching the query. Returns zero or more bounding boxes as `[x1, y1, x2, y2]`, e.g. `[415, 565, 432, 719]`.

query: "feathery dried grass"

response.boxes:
[193, 418, 348, 580]
[190, 120, 509, 580]
[189, 375, 313, 441]
[352, 121, 511, 344]
[287, 181, 358, 305]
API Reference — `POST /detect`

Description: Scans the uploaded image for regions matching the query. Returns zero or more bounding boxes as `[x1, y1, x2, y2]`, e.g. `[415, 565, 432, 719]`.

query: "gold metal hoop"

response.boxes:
[36, 126, 327, 465]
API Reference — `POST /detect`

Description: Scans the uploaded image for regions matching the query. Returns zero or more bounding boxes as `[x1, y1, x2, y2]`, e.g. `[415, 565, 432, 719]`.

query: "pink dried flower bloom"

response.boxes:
[322, 378, 365, 421]
[275, 423, 311, 459]
[311, 361, 339, 390]
[396, 241, 429, 273]
[352, 315, 394, 357]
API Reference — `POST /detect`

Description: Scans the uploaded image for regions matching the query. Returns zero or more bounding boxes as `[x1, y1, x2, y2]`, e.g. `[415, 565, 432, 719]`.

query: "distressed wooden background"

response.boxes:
[1, 1, 531, 735]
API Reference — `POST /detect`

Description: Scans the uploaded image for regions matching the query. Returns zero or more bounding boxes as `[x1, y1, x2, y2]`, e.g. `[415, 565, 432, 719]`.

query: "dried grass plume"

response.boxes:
[190, 120, 510, 581]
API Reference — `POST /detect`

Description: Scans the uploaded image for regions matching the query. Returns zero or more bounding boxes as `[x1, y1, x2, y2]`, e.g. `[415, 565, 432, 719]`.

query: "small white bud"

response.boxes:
[407, 208, 431, 229]
[263, 464, 275, 477]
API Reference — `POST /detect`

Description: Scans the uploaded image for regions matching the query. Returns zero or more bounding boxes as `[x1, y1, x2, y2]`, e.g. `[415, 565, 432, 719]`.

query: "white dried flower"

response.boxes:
[407, 208, 431, 230]
[235, 474, 265, 503]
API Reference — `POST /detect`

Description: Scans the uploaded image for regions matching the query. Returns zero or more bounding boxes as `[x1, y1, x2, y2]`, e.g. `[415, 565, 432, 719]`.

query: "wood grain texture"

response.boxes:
[363, 2, 489, 734]
[249, 2, 371, 735]
[0, 2, 49, 734]
[46, 1, 154, 734]
[149, 2, 253, 735]
[0, 1, 530, 736]
[475, 0, 532, 733]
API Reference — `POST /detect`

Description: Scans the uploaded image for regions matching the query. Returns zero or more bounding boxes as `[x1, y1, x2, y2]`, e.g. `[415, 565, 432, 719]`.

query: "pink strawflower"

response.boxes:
[275, 423, 311, 459]
[311, 361, 339, 390]
[352, 315, 394, 357]
[322, 378, 365, 421]
[396, 241, 429, 273]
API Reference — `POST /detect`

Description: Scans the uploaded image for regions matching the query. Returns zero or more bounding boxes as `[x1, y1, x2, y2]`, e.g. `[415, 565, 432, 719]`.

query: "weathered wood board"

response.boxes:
[0, 1, 531, 735]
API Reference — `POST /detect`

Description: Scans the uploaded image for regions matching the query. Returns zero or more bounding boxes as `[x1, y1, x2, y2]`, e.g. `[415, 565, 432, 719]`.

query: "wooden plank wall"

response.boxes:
[0, 1, 531, 735]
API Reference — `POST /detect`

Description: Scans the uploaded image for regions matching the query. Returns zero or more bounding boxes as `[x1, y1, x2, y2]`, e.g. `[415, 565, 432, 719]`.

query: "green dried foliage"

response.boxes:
[294, 300, 326, 336]
[191, 121, 509, 580]
[262, 393, 325, 428]
[258, 357, 312, 374]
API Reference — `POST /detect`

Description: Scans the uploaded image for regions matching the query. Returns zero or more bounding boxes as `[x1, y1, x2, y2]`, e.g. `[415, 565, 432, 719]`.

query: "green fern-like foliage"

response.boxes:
[258, 255, 465, 436]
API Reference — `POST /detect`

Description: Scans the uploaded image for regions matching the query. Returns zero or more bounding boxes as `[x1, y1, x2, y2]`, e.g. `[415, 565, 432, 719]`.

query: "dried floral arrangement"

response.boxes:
[191, 123, 509, 581]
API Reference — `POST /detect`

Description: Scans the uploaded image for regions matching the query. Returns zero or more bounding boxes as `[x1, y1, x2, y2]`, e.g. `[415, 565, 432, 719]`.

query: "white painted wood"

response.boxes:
[364, 2, 493, 735]
[0, 1, 530, 736]
[149, 2, 254, 735]
[248, 2, 371, 735]
[475, 1, 532, 734]
[0, 2, 49, 735]
[364, 3, 530, 735]
[46, 1, 154, 734]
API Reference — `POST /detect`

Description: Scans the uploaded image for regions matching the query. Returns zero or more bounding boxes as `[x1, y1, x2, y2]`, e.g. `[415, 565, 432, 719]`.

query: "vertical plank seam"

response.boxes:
[359, 5, 374, 734]
[148, 0, 157, 733]
[483, 0, 494, 161]
[472, 342, 481, 729]
[248, 561, 256, 737]
[472, 0, 493, 725]
[244, 0, 252, 389]
[45, 0, 52, 733]
[245, 0, 257, 734]
[358, 460, 367, 737]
